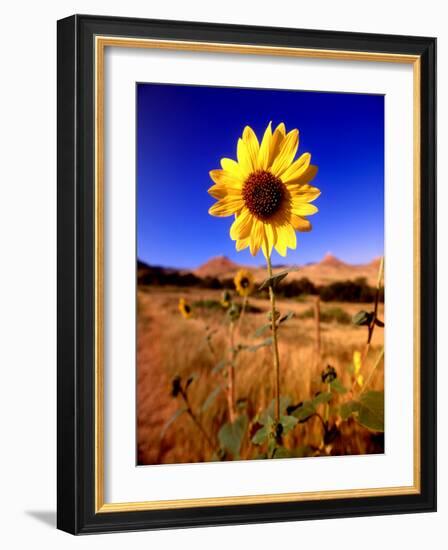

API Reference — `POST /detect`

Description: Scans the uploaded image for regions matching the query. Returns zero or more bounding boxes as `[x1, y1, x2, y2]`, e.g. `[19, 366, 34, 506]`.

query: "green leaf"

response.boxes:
[358, 391, 384, 432]
[352, 310, 374, 326]
[312, 392, 332, 407]
[330, 379, 348, 394]
[340, 400, 361, 420]
[260, 396, 292, 424]
[291, 400, 316, 422]
[218, 414, 249, 458]
[247, 337, 273, 352]
[251, 425, 269, 445]
[279, 415, 298, 435]
[258, 267, 299, 290]
[272, 446, 293, 459]
[279, 311, 295, 324]
[253, 323, 271, 338]
[201, 386, 222, 412]
[160, 407, 187, 438]
[339, 392, 384, 432]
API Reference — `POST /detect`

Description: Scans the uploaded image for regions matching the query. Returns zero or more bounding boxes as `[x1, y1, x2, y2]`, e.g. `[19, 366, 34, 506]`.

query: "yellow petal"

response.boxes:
[281, 153, 311, 184]
[270, 129, 299, 177]
[290, 201, 319, 216]
[207, 184, 241, 200]
[242, 126, 260, 171]
[261, 223, 277, 258]
[230, 208, 254, 240]
[236, 237, 250, 251]
[274, 230, 287, 256]
[258, 122, 272, 170]
[207, 185, 227, 200]
[275, 224, 297, 256]
[288, 183, 321, 201]
[221, 157, 248, 180]
[290, 214, 311, 232]
[249, 220, 264, 256]
[237, 138, 253, 177]
[267, 123, 286, 167]
[283, 223, 297, 249]
[209, 169, 243, 187]
[286, 164, 318, 187]
[209, 198, 244, 217]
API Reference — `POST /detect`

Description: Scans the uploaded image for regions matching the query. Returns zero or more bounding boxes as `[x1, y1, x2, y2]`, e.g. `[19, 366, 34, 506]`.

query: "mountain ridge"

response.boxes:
[138, 253, 382, 286]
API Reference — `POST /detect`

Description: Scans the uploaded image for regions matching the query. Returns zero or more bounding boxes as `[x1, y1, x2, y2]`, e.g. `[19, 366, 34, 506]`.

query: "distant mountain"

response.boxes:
[278, 252, 380, 286]
[319, 253, 347, 268]
[194, 255, 240, 278]
[138, 252, 383, 287]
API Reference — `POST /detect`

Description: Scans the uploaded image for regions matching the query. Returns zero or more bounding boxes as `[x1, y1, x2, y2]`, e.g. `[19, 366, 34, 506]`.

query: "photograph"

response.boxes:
[136, 82, 385, 466]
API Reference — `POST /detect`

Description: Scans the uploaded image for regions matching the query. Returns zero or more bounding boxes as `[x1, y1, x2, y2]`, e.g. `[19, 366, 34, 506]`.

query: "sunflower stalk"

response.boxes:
[237, 295, 248, 335]
[205, 327, 218, 363]
[227, 321, 237, 422]
[362, 256, 384, 363]
[351, 257, 384, 393]
[265, 246, 281, 422]
[177, 385, 217, 453]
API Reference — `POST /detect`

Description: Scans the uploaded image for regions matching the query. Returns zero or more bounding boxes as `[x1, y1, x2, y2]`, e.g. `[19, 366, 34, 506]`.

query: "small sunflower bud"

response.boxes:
[227, 303, 241, 321]
[321, 365, 337, 384]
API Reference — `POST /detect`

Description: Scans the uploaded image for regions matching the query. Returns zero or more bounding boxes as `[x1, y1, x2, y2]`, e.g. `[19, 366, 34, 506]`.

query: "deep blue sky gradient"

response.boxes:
[137, 83, 384, 269]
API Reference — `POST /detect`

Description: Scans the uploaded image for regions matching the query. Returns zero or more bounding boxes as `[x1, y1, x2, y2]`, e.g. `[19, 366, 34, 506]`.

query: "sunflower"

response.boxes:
[234, 269, 255, 297]
[208, 122, 320, 257]
[178, 297, 192, 319]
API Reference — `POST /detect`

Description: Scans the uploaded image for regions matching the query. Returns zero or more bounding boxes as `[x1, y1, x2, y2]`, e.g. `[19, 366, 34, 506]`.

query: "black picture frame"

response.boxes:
[57, 14, 436, 534]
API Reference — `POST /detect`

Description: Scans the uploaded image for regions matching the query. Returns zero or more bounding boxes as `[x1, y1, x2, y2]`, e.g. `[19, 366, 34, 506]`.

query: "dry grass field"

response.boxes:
[137, 285, 384, 465]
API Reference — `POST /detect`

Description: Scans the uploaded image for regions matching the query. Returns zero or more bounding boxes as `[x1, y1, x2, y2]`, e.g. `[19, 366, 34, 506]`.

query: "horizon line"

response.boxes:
[137, 252, 383, 272]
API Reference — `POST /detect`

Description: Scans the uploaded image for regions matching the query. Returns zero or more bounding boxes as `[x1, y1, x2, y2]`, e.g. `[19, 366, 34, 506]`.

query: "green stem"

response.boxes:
[237, 295, 248, 335]
[180, 390, 216, 452]
[324, 383, 331, 424]
[265, 251, 281, 422]
[227, 321, 236, 422]
[205, 327, 218, 362]
[366, 256, 384, 347]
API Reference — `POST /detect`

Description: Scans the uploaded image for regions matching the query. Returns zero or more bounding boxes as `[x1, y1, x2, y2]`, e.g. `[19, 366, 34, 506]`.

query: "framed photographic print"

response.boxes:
[57, 15, 436, 534]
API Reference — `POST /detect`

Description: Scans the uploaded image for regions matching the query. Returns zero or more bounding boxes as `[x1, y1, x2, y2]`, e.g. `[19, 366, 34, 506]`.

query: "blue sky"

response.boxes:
[137, 83, 384, 269]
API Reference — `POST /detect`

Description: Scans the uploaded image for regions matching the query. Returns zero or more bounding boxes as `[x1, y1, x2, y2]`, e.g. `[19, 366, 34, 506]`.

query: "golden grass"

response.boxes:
[137, 287, 384, 465]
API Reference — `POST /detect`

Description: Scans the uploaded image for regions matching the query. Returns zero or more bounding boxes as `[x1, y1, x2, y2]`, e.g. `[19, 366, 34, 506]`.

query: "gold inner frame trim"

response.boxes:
[94, 35, 421, 513]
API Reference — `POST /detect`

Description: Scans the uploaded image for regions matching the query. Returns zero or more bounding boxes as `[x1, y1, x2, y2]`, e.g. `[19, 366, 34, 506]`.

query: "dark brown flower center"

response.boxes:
[184, 305, 191, 313]
[240, 277, 249, 288]
[242, 170, 285, 220]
